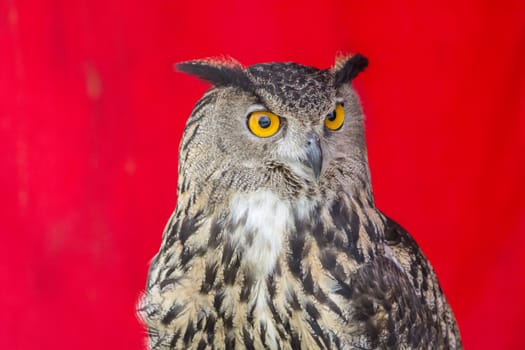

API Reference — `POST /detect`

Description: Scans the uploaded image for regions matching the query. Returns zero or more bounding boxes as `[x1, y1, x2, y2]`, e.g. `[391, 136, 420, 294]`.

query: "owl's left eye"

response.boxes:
[325, 103, 345, 131]
[247, 111, 281, 138]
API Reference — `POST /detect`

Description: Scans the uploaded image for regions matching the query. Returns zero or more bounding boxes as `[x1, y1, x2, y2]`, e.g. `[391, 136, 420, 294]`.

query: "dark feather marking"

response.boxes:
[421, 271, 429, 293]
[200, 263, 219, 293]
[320, 250, 337, 270]
[178, 176, 188, 194]
[313, 287, 327, 303]
[223, 253, 241, 285]
[306, 302, 320, 320]
[274, 260, 282, 276]
[196, 339, 207, 350]
[245, 231, 255, 246]
[225, 335, 236, 350]
[163, 220, 180, 252]
[302, 269, 314, 294]
[354, 296, 375, 321]
[180, 246, 206, 271]
[267, 273, 277, 298]
[365, 318, 380, 347]
[312, 220, 328, 247]
[386, 317, 398, 347]
[180, 246, 192, 267]
[283, 320, 292, 335]
[326, 229, 335, 243]
[181, 124, 200, 152]
[264, 318, 285, 347]
[260, 323, 268, 348]
[224, 314, 233, 330]
[334, 336, 342, 350]
[183, 322, 196, 345]
[334, 276, 353, 299]
[290, 332, 302, 350]
[288, 232, 305, 277]
[182, 143, 192, 165]
[169, 330, 181, 349]
[325, 298, 345, 320]
[361, 215, 377, 241]
[207, 220, 222, 249]
[247, 303, 255, 325]
[329, 199, 347, 230]
[347, 209, 364, 262]
[214, 292, 225, 313]
[222, 242, 234, 265]
[163, 266, 175, 279]
[179, 210, 203, 245]
[288, 290, 301, 311]
[410, 262, 420, 289]
[243, 328, 256, 350]
[159, 277, 182, 290]
[240, 273, 255, 302]
[177, 59, 255, 92]
[306, 317, 329, 349]
[353, 195, 364, 210]
[161, 303, 185, 325]
[332, 262, 346, 282]
[267, 298, 284, 325]
[349, 206, 361, 235]
[334, 54, 368, 88]
[205, 315, 216, 344]
[196, 314, 204, 331]
[367, 247, 376, 260]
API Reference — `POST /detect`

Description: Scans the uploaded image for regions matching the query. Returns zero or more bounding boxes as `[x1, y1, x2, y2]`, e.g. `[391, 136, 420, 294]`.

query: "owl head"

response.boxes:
[176, 55, 370, 209]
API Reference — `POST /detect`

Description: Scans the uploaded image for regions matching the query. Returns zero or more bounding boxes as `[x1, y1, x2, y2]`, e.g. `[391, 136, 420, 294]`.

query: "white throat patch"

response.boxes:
[229, 190, 291, 276]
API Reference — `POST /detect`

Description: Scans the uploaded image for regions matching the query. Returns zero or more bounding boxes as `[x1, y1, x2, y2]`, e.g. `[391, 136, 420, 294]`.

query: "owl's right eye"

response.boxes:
[247, 111, 281, 138]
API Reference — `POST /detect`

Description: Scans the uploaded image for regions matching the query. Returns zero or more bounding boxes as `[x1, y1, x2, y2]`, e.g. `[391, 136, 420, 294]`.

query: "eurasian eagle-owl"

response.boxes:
[138, 54, 462, 349]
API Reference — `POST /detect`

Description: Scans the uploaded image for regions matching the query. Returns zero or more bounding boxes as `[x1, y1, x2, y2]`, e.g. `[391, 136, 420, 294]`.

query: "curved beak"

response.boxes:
[305, 132, 322, 180]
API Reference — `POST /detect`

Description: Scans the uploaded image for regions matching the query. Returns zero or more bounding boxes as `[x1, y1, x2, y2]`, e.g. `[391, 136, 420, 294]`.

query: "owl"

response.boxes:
[138, 54, 463, 349]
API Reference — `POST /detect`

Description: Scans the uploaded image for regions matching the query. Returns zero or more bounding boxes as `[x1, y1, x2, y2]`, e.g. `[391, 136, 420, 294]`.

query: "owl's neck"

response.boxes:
[221, 187, 384, 280]
[227, 190, 291, 276]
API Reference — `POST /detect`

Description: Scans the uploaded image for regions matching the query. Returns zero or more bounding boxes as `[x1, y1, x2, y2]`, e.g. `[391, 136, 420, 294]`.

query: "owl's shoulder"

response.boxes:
[348, 213, 463, 348]
[381, 215, 440, 295]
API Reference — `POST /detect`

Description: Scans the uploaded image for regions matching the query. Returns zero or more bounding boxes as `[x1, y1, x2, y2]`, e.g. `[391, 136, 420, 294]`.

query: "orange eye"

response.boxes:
[325, 103, 345, 130]
[247, 111, 281, 138]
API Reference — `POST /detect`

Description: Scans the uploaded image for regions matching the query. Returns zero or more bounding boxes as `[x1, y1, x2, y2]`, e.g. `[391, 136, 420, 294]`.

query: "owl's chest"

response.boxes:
[146, 190, 377, 349]
[208, 191, 354, 349]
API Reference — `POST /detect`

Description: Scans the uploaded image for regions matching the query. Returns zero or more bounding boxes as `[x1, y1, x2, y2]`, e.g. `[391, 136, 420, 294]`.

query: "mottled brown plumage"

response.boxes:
[137, 54, 462, 349]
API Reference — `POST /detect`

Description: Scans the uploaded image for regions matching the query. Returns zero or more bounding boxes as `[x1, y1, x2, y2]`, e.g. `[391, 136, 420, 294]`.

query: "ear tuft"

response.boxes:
[176, 57, 254, 92]
[333, 53, 369, 88]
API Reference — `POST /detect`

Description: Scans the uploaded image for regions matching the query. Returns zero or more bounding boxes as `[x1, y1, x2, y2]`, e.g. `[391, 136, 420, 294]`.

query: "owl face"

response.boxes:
[177, 55, 370, 203]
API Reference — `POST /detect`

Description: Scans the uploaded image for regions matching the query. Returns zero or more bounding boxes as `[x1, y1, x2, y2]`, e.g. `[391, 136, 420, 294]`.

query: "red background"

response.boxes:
[1, 0, 524, 349]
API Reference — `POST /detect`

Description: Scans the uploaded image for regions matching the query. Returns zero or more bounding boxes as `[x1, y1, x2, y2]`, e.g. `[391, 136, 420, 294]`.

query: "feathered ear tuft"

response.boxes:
[176, 57, 254, 92]
[333, 53, 369, 88]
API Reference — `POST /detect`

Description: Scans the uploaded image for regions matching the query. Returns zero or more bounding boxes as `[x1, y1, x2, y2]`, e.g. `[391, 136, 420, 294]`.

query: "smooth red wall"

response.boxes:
[1, 0, 524, 349]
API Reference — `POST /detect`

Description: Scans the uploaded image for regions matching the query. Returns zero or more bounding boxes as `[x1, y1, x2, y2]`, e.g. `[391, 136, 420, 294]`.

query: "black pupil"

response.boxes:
[327, 111, 337, 121]
[258, 115, 271, 128]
